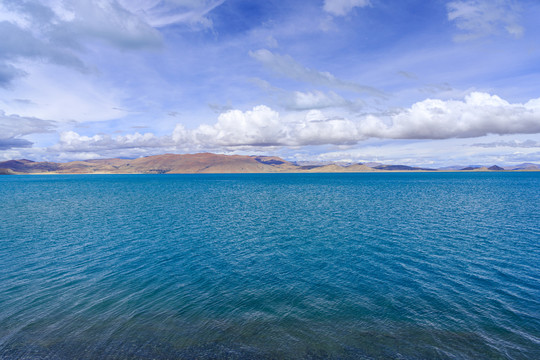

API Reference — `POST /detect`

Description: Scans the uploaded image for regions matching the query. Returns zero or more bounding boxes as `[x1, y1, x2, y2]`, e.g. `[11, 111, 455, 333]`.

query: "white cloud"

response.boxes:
[118, 0, 225, 28]
[447, 0, 524, 41]
[0, 110, 55, 149]
[306, 137, 540, 167]
[0, 20, 86, 85]
[265, 36, 279, 48]
[323, 0, 371, 16]
[287, 90, 349, 110]
[0, 0, 229, 131]
[365, 92, 540, 139]
[187, 93, 540, 149]
[0, 0, 161, 88]
[25, 93, 540, 161]
[0, 62, 128, 123]
[2, 0, 161, 53]
[184, 106, 363, 148]
[16, 129, 176, 161]
[250, 79, 354, 111]
[249, 49, 383, 96]
[53, 130, 174, 153]
[472, 139, 540, 148]
[192, 105, 287, 147]
[293, 110, 361, 145]
[0, 111, 55, 138]
[56, 0, 163, 49]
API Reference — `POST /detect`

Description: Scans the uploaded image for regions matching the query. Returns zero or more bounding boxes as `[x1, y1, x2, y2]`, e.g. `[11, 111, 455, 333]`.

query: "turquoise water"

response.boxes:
[0, 172, 539, 359]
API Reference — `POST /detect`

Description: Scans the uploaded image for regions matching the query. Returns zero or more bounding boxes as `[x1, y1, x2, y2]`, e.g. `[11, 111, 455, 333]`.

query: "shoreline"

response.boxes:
[3, 168, 539, 175]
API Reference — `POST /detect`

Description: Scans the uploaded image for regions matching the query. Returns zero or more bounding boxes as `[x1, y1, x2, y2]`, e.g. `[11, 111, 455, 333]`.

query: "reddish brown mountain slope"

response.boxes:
[0, 153, 300, 174]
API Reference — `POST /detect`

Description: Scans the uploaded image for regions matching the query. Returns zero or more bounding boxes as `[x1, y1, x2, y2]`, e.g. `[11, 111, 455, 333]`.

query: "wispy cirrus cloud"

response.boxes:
[249, 49, 383, 96]
[323, 0, 371, 16]
[287, 90, 351, 110]
[1, 0, 162, 51]
[118, 0, 226, 28]
[0, 0, 162, 86]
[251, 79, 353, 110]
[472, 139, 540, 148]
[447, 0, 524, 41]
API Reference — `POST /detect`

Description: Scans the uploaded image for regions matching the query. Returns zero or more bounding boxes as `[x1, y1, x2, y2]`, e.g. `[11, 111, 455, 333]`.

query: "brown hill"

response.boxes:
[0, 153, 301, 174]
[345, 164, 380, 172]
[1, 154, 537, 174]
[126, 153, 299, 174]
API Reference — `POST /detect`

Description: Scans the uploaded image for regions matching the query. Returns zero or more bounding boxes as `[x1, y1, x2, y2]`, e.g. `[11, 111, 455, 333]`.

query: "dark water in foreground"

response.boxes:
[0, 172, 539, 359]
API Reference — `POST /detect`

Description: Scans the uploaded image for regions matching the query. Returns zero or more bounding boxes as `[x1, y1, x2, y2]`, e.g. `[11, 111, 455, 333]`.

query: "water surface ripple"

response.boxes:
[0, 173, 539, 359]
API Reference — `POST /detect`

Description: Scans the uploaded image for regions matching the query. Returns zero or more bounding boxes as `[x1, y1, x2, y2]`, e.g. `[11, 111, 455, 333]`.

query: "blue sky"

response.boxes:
[1, 0, 540, 166]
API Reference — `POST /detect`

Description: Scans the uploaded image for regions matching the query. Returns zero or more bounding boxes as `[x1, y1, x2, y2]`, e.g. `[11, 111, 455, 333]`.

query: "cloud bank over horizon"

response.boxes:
[13, 92, 537, 166]
[1, 0, 540, 166]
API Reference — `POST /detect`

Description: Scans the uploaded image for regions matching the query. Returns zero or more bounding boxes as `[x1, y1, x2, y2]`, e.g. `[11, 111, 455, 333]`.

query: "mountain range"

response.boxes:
[1, 153, 539, 175]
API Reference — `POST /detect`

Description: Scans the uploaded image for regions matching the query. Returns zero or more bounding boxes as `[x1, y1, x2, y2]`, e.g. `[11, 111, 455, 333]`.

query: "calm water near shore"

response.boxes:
[0, 172, 539, 359]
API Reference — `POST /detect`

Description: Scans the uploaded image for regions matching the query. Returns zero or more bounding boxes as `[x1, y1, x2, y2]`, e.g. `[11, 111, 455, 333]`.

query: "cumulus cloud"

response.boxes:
[54, 130, 174, 152]
[192, 105, 287, 147]
[323, 0, 371, 16]
[249, 49, 383, 96]
[293, 110, 361, 145]
[57, 105, 364, 155]
[190, 93, 540, 148]
[186, 106, 366, 148]
[447, 0, 524, 41]
[41, 93, 540, 157]
[43, 130, 183, 161]
[365, 92, 540, 139]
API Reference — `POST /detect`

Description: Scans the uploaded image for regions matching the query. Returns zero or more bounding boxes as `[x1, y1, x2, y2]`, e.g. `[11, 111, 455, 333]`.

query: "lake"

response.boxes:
[0, 172, 539, 359]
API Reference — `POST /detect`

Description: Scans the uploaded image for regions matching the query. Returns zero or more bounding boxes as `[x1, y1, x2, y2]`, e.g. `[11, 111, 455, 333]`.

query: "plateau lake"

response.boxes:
[1, 172, 539, 359]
